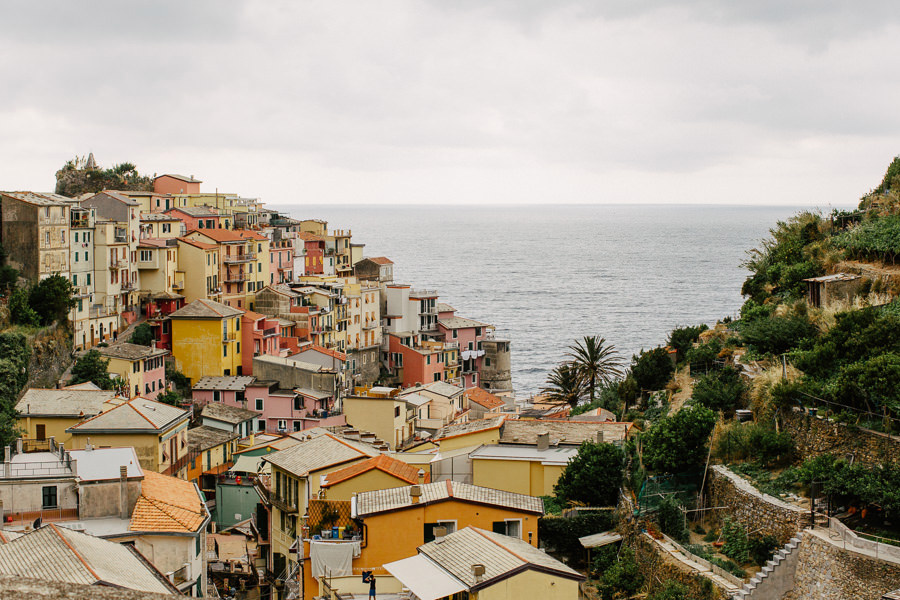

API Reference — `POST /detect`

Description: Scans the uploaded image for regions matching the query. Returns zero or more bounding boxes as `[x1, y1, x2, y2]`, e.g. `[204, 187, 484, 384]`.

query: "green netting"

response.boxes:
[635, 471, 702, 515]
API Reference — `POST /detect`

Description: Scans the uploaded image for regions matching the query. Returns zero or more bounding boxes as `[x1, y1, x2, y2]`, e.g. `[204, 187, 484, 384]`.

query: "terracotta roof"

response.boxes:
[169, 298, 243, 319]
[356, 480, 543, 516]
[295, 345, 347, 361]
[176, 236, 218, 250]
[322, 454, 426, 488]
[0, 524, 177, 594]
[242, 310, 267, 321]
[130, 471, 207, 533]
[465, 387, 506, 410]
[435, 416, 507, 441]
[418, 527, 582, 589]
[296, 231, 325, 241]
[367, 257, 393, 265]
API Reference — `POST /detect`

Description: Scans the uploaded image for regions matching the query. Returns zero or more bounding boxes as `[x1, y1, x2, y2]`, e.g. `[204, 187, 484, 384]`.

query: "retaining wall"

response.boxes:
[783, 410, 900, 467]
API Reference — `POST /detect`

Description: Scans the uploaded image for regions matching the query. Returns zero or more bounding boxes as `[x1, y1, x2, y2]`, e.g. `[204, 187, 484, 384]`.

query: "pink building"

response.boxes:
[191, 376, 344, 434]
[164, 206, 222, 232]
[269, 240, 293, 284]
[388, 333, 446, 388]
[437, 312, 490, 389]
[241, 311, 287, 375]
[154, 174, 202, 195]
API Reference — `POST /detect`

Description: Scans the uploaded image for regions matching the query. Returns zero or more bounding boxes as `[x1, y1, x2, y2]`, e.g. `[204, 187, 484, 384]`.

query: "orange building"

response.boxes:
[320, 454, 428, 500]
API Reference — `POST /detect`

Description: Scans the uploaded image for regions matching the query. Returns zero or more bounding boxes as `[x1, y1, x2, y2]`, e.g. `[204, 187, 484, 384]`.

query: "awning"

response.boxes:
[579, 531, 623, 548]
[230, 455, 265, 474]
[383, 555, 467, 600]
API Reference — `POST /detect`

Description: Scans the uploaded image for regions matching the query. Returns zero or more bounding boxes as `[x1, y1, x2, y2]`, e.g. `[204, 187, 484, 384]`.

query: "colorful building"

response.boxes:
[176, 236, 220, 303]
[241, 310, 286, 375]
[320, 454, 426, 501]
[98, 342, 169, 400]
[343, 390, 416, 450]
[169, 298, 245, 382]
[154, 173, 202, 195]
[15, 388, 125, 443]
[185, 229, 269, 310]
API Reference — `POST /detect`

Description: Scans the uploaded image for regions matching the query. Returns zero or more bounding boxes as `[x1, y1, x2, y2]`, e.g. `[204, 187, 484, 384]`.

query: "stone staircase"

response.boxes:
[733, 533, 803, 600]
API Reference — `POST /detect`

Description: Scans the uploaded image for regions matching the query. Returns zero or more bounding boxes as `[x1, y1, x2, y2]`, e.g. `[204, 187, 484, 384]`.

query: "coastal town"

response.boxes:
[3, 154, 900, 600]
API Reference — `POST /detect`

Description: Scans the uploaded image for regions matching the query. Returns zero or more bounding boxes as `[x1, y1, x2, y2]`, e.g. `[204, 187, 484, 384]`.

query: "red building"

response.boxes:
[153, 174, 202, 195]
[388, 333, 446, 388]
[240, 311, 286, 375]
[297, 232, 325, 274]
[144, 292, 185, 349]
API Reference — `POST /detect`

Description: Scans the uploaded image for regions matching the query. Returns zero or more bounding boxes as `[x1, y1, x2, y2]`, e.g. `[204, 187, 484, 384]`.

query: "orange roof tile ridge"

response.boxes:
[471, 527, 529, 565]
[141, 495, 195, 531]
[445, 479, 453, 497]
[128, 399, 162, 428]
[49, 523, 103, 582]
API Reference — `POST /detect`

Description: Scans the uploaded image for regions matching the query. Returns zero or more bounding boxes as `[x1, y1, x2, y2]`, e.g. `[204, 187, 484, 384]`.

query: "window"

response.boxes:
[84, 251, 89, 261]
[452, 330, 458, 339]
[213, 391, 221, 403]
[434, 372, 441, 382]
[394, 406, 400, 418]
[492, 519, 521, 538]
[475, 327, 482, 337]
[256, 398, 264, 411]
[42, 485, 57, 508]
[278, 419, 287, 431]
[223, 345, 228, 357]
[74, 253, 79, 263]
[74, 232, 79, 243]
[472, 374, 478, 385]
[86, 273, 91, 285]
[257, 418, 266, 432]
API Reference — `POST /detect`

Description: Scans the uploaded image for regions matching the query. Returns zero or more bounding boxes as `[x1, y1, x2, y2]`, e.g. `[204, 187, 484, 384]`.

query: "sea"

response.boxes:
[276, 203, 835, 397]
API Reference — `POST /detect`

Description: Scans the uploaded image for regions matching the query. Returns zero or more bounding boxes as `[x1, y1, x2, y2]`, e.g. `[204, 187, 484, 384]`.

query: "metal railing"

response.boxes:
[223, 252, 257, 263]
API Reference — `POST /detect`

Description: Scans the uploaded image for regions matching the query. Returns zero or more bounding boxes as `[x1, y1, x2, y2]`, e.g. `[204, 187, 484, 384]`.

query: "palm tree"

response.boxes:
[540, 363, 586, 409]
[567, 336, 624, 404]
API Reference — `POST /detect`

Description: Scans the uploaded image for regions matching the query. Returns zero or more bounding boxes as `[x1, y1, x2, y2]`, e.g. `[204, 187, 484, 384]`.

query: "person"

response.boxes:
[368, 573, 376, 599]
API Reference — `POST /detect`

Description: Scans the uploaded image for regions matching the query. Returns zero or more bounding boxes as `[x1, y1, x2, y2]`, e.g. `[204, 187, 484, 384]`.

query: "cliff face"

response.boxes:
[24, 323, 73, 389]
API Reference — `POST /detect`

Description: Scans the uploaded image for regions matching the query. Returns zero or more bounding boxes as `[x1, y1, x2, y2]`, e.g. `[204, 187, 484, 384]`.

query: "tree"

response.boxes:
[541, 363, 586, 409]
[642, 405, 717, 474]
[648, 581, 691, 600]
[668, 324, 708, 363]
[70, 350, 113, 389]
[156, 390, 182, 406]
[740, 315, 816, 356]
[8, 287, 38, 326]
[29, 274, 76, 325]
[691, 366, 746, 413]
[554, 440, 624, 506]
[598, 548, 644, 600]
[0, 332, 30, 390]
[0, 243, 19, 293]
[631, 347, 674, 392]
[567, 336, 624, 404]
[0, 359, 23, 446]
[130, 323, 154, 346]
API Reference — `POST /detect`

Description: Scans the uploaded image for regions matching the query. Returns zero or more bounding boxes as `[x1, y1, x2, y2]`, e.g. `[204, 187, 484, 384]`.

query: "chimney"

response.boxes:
[596, 430, 605, 444]
[536, 431, 550, 451]
[471, 564, 485, 583]
[410, 485, 422, 503]
[433, 526, 447, 542]
[85, 438, 92, 452]
[119, 465, 129, 519]
[417, 469, 425, 485]
[3, 446, 10, 464]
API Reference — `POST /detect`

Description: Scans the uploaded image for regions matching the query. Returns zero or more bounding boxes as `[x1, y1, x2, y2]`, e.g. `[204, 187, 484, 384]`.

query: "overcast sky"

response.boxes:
[2, 0, 898, 206]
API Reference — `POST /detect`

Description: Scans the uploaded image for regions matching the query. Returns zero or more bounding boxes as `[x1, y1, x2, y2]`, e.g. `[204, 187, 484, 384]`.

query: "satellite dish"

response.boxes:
[33, 517, 42, 530]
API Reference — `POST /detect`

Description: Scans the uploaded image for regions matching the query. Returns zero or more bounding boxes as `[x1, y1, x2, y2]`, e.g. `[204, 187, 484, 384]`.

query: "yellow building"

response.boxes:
[343, 392, 416, 450]
[66, 397, 191, 475]
[320, 454, 426, 500]
[169, 298, 244, 382]
[386, 527, 583, 600]
[469, 444, 576, 497]
[176, 237, 220, 303]
[98, 342, 169, 400]
[139, 213, 182, 239]
[186, 229, 270, 311]
[15, 388, 125, 443]
[433, 416, 506, 452]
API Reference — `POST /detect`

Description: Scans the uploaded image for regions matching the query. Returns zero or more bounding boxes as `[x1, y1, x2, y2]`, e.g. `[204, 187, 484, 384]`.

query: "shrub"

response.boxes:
[28, 274, 76, 325]
[740, 315, 817, 356]
[692, 366, 746, 413]
[130, 323, 153, 346]
[642, 405, 717, 474]
[668, 325, 708, 362]
[657, 495, 688, 543]
[9, 287, 38, 326]
[554, 441, 624, 506]
[598, 548, 643, 600]
[70, 350, 113, 390]
[648, 581, 691, 600]
[684, 338, 722, 368]
[714, 422, 794, 466]
[156, 390, 182, 406]
[721, 517, 750, 563]
[539, 512, 615, 568]
[632, 347, 675, 392]
[749, 534, 779, 565]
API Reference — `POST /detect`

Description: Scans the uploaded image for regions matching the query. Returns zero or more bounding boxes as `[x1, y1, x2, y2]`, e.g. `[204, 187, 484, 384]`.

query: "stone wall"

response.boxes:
[783, 410, 900, 467]
[633, 533, 727, 599]
[706, 466, 808, 545]
[783, 532, 900, 600]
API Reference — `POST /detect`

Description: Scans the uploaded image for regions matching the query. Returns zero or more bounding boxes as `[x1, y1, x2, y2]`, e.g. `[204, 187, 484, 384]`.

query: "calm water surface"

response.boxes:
[276, 204, 823, 396]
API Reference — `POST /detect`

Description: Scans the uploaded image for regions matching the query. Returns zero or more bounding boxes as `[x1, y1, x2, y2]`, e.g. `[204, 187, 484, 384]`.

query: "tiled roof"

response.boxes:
[62, 381, 102, 390]
[0, 524, 176, 594]
[0, 192, 68, 207]
[295, 345, 347, 361]
[465, 387, 507, 410]
[437, 316, 491, 330]
[140, 213, 180, 221]
[367, 257, 393, 265]
[356, 480, 543, 517]
[190, 228, 265, 242]
[98, 342, 168, 361]
[67, 397, 188, 433]
[403, 381, 465, 399]
[262, 433, 379, 477]
[156, 173, 201, 183]
[201, 403, 259, 424]
[499, 420, 631, 445]
[419, 527, 582, 588]
[436, 303, 455, 313]
[130, 471, 207, 533]
[187, 425, 239, 452]
[242, 310, 267, 321]
[15, 388, 121, 417]
[169, 298, 243, 319]
[176, 236, 218, 250]
[296, 232, 324, 241]
[167, 206, 219, 217]
[322, 454, 425, 488]
[96, 190, 140, 206]
[193, 375, 256, 391]
[435, 416, 506, 441]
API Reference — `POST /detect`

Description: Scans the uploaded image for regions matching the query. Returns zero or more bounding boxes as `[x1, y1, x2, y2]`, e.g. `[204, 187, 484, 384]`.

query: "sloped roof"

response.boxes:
[435, 416, 506, 441]
[418, 527, 582, 589]
[367, 257, 393, 265]
[499, 420, 631, 445]
[130, 471, 207, 533]
[0, 192, 68, 207]
[156, 173, 201, 183]
[294, 345, 347, 361]
[167, 206, 219, 218]
[16, 388, 121, 417]
[262, 433, 379, 477]
[436, 303, 455, 313]
[67, 397, 188, 433]
[95, 190, 140, 206]
[403, 381, 465, 399]
[0, 524, 175, 594]
[62, 381, 102, 391]
[465, 387, 506, 410]
[296, 232, 325, 241]
[191, 228, 266, 243]
[201, 403, 259, 424]
[322, 454, 425, 488]
[438, 316, 491, 330]
[176, 236, 218, 250]
[187, 425, 239, 452]
[356, 480, 543, 517]
[98, 342, 168, 361]
[169, 298, 243, 319]
[193, 375, 255, 391]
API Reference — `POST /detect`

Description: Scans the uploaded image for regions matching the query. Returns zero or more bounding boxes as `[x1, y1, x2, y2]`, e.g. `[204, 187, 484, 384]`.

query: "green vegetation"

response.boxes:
[642, 405, 716, 474]
[739, 314, 817, 356]
[0, 245, 19, 294]
[721, 517, 750, 563]
[156, 390, 182, 406]
[647, 581, 691, 600]
[691, 366, 746, 413]
[597, 547, 643, 600]
[714, 422, 794, 466]
[55, 156, 153, 197]
[130, 323, 154, 346]
[566, 336, 624, 404]
[9, 274, 75, 327]
[668, 324, 708, 363]
[70, 350, 113, 390]
[538, 512, 614, 568]
[554, 440, 624, 506]
[657, 495, 688, 543]
[631, 346, 674, 392]
[540, 363, 586, 409]
[0, 332, 29, 446]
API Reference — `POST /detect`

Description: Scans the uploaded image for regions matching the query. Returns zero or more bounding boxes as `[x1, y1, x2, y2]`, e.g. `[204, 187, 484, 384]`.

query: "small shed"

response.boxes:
[802, 273, 863, 308]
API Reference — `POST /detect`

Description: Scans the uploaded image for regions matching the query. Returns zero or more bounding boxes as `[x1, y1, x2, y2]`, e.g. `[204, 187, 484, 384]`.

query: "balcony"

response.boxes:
[73, 286, 91, 298]
[270, 493, 298, 514]
[263, 327, 278, 337]
[121, 281, 136, 291]
[108, 258, 126, 270]
[223, 251, 256, 263]
[114, 229, 128, 243]
[363, 321, 378, 330]
[172, 280, 184, 290]
[225, 272, 248, 282]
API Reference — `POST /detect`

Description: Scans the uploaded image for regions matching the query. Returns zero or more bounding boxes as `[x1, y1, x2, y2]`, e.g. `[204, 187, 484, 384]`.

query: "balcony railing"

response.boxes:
[270, 493, 298, 514]
[108, 258, 126, 270]
[121, 281, 136, 291]
[225, 272, 248, 282]
[223, 251, 256, 263]
[73, 286, 91, 298]
[263, 327, 278, 337]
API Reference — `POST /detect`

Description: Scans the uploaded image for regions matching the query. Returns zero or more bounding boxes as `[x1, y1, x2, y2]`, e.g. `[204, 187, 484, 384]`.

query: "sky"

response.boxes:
[2, 0, 898, 206]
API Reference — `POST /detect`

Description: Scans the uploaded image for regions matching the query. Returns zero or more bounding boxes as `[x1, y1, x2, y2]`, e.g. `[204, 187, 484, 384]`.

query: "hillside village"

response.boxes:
[1, 156, 900, 599]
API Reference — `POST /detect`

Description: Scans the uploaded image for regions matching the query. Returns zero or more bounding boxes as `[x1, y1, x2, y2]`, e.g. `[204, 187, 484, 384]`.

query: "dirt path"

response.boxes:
[668, 367, 693, 415]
